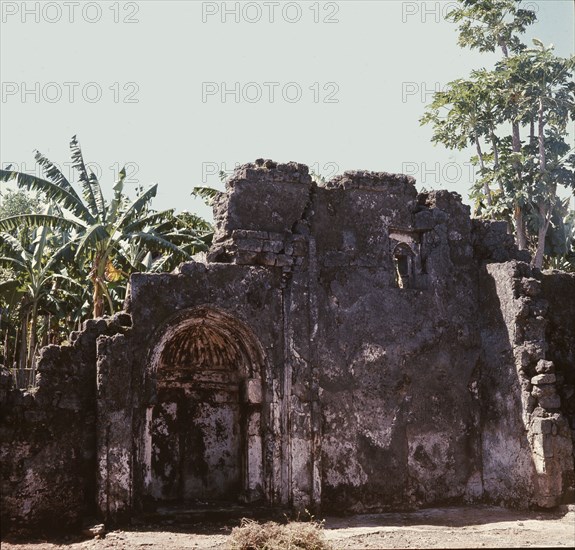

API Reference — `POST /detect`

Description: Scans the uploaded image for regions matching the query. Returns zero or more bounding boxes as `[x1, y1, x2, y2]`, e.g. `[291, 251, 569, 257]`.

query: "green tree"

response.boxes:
[448, 0, 536, 57]
[421, 0, 575, 269]
[0, 188, 43, 376]
[0, 136, 209, 318]
[507, 41, 575, 267]
[420, 70, 504, 208]
[543, 198, 575, 271]
[0, 188, 40, 218]
[0, 215, 80, 383]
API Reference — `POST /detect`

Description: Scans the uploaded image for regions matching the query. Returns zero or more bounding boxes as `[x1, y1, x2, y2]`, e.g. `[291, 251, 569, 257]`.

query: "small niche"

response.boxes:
[393, 243, 414, 289]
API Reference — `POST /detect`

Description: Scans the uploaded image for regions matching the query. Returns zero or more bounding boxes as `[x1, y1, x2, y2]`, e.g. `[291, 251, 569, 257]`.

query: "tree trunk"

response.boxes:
[511, 121, 528, 249]
[532, 97, 549, 270]
[515, 207, 528, 250]
[532, 202, 550, 269]
[538, 98, 546, 172]
[475, 136, 492, 206]
[93, 276, 104, 318]
[530, 116, 536, 148]
[490, 130, 503, 192]
[4, 325, 12, 368]
[512, 121, 521, 154]
[18, 312, 28, 387]
[499, 37, 527, 240]
[13, 324, 19, 370]
[92, 252, 106, 318]
[27, 301, 38, 387]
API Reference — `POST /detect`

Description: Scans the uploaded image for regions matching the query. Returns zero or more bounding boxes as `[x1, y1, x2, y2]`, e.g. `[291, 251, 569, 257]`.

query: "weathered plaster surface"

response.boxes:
[1, 160, 573, 532]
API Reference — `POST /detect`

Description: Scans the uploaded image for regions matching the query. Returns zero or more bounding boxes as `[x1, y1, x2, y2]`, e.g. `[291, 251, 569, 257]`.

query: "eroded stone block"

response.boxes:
[531, 373, 557, 385]
[535, 360, 555, 374]
[538, 395, 561, 410]
[244, 379, 262, 404]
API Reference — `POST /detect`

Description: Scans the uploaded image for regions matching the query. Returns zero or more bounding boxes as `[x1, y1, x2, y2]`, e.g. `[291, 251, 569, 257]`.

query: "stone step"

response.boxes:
[138, 503, 288, 525]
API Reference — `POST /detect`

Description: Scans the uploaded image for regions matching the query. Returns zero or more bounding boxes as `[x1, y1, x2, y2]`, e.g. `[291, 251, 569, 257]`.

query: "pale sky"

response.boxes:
[1, 0, 574, 220]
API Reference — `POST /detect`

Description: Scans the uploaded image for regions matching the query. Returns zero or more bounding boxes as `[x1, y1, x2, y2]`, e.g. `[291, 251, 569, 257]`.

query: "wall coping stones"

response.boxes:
[227, 159, 312, 186]
[324, 170, 416, 191]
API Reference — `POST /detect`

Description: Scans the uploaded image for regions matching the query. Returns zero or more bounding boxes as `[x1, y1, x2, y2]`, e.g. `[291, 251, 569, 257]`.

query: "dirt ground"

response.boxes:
[3, 505, 574, 549]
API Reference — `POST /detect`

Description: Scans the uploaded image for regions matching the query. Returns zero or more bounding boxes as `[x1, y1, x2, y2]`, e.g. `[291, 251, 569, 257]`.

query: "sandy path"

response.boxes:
[3, 505, 574, 549]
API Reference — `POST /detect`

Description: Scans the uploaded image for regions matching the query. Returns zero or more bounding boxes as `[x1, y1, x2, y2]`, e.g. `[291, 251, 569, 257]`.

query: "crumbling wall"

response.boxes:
[0, 315, 130, 533]
[479, 262, 573, 507]
[97, 262, 286, 523]
[197, 161, 322, 510]
[208, 159, 312, 268]
[314, 178, 484, 512]
[542, 271, 575, 502]
[1, 160, 574, 533]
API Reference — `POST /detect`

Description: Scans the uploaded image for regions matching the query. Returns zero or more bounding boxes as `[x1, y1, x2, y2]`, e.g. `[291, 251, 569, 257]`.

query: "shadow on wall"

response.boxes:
[479, 262, 574, 508]
[1, 161, 574, 535]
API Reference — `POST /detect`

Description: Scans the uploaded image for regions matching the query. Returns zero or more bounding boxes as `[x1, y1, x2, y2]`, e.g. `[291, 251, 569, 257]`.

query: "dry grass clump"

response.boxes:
[228, 517, 333, 550]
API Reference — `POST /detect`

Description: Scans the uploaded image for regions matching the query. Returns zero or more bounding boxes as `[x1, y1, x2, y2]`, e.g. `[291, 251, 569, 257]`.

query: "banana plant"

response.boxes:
[0, 211, 77, 379]
[0, 136, 207, 318]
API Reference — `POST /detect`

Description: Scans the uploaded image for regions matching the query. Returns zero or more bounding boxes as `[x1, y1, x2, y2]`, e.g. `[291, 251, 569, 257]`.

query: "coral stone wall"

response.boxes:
[1, 160, 573, 533]
[0, 315, 130, 532]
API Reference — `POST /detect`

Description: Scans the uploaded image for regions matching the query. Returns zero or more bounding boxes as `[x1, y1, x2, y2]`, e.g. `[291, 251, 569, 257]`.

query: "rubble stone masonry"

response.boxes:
[1, 160, 573, 532]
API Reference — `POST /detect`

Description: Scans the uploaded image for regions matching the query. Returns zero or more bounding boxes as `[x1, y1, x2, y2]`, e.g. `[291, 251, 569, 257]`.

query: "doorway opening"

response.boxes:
[145, 307, 265, 507]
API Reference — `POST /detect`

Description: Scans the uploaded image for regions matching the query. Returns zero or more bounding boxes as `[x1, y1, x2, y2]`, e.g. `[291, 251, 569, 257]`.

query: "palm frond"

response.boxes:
[149, 253, 173, 273]
[32, 220, 51, 273]
[0, 231, 26, 256]
[89, 170, 106, 219]
[129, 230, 191, 260]
[157, 230, 207, 247]
[192, 186, 221, 206]
[115, 184, 158, 230]
[33, 149, 78, 198]
[43, 237, 81, 272]
[122, 209, 174, 233]
[0, 170, 94, 223]
[177, 212, 213, 233]
[107, 167, 126, 225]
[50, 273, 86, 288]
[0, 255, 28, 271]
[0, 214, 83, 234]
[73, 223, 109, 261]
[70, 135, 100, 219]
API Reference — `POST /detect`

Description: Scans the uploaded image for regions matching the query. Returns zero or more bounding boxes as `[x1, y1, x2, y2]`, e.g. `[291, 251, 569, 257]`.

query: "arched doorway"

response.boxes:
[145, 307, 265, 506]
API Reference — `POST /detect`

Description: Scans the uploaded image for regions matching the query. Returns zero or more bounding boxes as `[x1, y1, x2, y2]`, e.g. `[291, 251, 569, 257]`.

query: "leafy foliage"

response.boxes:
[192, 186, 222, 207]
[0, 137, 212, 386]
[421, 0, 575, 269]
[447, 0, 536, 56]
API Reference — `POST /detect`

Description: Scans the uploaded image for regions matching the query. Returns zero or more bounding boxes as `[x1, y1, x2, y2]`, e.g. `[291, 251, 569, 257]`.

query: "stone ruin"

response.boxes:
[1, 160, 574, 532]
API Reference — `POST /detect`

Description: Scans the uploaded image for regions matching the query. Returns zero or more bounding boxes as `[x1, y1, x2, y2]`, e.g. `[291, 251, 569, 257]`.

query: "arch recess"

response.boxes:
[149, 306, 266, 380]
[143, 306, 267, 505]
